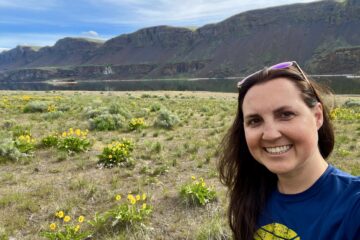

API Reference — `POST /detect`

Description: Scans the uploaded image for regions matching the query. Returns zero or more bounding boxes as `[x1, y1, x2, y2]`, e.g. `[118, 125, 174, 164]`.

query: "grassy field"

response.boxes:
[0, 91, 359, 240]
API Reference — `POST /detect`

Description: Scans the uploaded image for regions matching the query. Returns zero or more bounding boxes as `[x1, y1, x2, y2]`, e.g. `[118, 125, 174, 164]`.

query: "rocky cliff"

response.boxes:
[1, 0, 360, 81]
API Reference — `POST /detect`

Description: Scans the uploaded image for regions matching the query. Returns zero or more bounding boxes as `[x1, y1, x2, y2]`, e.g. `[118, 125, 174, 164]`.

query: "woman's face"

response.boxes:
[242, 77, 324, 177]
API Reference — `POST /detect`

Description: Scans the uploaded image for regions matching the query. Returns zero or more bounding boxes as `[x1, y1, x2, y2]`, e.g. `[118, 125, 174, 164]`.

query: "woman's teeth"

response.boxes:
[265, 145, 292, 154]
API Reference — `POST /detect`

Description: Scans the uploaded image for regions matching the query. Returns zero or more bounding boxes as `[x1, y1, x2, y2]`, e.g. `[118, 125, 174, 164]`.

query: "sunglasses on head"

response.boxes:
[237, 61, 320, 101]
[237, 61, 310, 89]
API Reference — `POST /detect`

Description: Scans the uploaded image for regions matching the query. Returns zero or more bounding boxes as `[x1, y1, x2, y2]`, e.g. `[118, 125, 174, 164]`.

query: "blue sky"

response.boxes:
[0, 0, 321, 52]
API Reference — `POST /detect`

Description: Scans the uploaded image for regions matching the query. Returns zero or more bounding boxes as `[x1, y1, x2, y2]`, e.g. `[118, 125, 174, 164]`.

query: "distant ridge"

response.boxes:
[1, 0, 360, 81]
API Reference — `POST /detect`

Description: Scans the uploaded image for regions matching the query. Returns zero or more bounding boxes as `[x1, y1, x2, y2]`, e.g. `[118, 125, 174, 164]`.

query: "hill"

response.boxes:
[1, 0, 360, 81]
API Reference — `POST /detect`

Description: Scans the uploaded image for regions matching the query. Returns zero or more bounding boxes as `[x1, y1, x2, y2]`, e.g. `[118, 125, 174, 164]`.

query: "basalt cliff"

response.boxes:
[1, 0, 360, 82]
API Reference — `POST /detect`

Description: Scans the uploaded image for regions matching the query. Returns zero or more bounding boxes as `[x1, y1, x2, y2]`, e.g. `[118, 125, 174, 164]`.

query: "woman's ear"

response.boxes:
[314, 102, 324, 130]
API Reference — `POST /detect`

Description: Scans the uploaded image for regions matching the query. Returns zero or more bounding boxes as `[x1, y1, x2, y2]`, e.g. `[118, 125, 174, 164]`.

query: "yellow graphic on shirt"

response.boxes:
[254, 223, 300, 240]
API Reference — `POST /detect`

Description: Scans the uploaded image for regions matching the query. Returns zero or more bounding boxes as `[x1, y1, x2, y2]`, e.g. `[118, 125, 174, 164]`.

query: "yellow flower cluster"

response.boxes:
[330, 107, 360, 120]
[129, 117, 146, 130]
[18, 134, 35, 144]
[47, 104, 57, 112]
[61, 128, 88, 138]
[192, 176, 206, 187]
[126, 193, 147, 206]
[55, 210, 64, 218]
[51, 210, 85, 232]
[106, 141, 131, 159]
[22, 95, 31, 101]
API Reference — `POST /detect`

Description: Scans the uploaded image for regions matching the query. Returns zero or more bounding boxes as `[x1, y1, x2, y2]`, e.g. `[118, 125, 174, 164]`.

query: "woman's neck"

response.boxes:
[277, 154, 328, 194]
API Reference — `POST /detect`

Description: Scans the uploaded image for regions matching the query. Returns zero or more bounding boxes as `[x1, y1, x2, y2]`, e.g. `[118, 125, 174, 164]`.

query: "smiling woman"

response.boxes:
[218, 61, 360, 240]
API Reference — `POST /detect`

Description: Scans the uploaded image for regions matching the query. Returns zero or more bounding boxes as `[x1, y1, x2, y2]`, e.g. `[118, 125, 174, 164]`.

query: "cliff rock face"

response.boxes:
[308, 46, 360, 74]
[1, 0, 360, 81]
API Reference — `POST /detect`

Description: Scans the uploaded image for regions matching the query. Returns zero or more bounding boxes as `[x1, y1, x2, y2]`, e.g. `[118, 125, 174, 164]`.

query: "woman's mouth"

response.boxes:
[264, 144, 293, 155]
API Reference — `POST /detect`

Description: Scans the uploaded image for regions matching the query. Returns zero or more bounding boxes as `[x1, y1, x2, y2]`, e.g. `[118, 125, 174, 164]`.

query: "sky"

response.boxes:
[0, 0, 321, 52]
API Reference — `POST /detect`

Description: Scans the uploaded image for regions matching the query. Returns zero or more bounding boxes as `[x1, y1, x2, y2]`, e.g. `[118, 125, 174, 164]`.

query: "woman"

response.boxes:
[218, 61, 360, 240]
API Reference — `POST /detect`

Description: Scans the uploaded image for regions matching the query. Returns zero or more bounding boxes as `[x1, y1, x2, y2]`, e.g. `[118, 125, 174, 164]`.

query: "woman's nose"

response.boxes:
[261, 123, 282, 141]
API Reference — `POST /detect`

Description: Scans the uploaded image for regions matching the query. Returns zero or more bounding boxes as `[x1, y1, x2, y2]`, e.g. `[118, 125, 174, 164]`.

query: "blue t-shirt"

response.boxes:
[255, 165, 360, 240]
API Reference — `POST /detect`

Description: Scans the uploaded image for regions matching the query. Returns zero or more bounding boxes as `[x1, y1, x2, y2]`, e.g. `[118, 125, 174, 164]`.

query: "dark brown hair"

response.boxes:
[218, 65, 334, 240]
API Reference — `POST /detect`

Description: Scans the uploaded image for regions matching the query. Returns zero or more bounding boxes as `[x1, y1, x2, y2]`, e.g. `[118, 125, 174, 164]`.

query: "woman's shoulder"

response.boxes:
[329, 165, 360, 187]
[326, 165, 360, 199]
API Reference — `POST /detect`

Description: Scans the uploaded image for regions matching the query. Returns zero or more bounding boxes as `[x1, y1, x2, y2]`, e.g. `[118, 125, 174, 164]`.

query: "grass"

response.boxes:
[0, 91, 359, 239]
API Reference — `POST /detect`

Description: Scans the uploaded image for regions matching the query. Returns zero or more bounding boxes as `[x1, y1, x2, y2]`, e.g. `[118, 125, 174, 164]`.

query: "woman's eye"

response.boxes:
[247, 118, 261, 126]
[280, 111, 295, 119]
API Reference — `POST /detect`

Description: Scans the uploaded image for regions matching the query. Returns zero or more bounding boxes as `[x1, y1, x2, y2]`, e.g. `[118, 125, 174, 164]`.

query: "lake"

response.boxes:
[0, 76, 359, 94]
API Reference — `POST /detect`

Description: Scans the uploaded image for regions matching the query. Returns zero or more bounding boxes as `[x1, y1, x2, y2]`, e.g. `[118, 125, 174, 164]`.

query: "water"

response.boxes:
[0, 76, 359, 94]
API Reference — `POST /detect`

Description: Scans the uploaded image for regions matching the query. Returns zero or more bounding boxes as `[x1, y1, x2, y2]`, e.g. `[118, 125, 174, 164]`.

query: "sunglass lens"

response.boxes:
[270, 61, 293, 70]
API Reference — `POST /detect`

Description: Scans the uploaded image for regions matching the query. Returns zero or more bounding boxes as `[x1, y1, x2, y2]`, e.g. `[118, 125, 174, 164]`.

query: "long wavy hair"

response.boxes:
[218, 64, 335, 240]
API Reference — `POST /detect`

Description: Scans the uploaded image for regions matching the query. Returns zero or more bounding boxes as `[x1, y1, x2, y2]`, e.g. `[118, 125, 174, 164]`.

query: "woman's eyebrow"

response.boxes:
[244, 106, 293, 119]
[273, 105, 292, 114]
[243, 113, 260, 120]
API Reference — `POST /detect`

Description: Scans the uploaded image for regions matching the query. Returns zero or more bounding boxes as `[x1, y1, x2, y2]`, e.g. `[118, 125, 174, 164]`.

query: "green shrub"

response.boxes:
[150, 103, 162, 112]
[43, 111, 64, 120]
[23, 101, 48, 113]
[344, 99, 360, 107]
[180, 176, 216, 206]
[109, 103, 132, 118]
[57, 129, 90, 153]
[41, 135, 60, 148]
[98, 139, 134, 168]
[0, 137, 24, 162]
[154, 109, 180, 129]
[134, 108, 150, 118]
[14, 135, 36, 153]
[89, 193, 152, 232]
[89, 114, 125, 131]
[83, 106, 108, 119]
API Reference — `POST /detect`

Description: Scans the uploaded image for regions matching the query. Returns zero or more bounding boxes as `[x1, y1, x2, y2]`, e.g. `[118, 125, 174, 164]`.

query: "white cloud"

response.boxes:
[90, 0, 322, 26]
[81, 30, 99, 37]
[0, 48, 10, 53]
[0, 0, 58, 10]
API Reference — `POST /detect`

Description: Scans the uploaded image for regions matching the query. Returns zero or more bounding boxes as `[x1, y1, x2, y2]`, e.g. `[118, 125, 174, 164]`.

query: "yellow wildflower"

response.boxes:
[136, 194, 141, 201]
[78, 216, 85, 223]
[142, 203, 147, 210]
[64, 216, 71, 222]
[142, 193, 147, 201]
[69, 128, 74, 134]
[128, 194, 136, 204]
[49, 223, 56, 231]
[75, 129, 81, 136]
[191, 176, 196, 180]
[74, 225, 80, 232]
[56, 211, 64, 218]
[62, 132, 67, 137]
[109, 155, 112, 159]
[127, 194, 134, 201]
[115, 194, 121, 201]
[201, 182, 206, 187]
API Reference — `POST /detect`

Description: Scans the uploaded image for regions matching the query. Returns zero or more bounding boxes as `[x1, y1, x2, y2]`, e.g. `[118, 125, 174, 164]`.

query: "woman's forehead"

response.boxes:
[242, 78, 303, 113]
